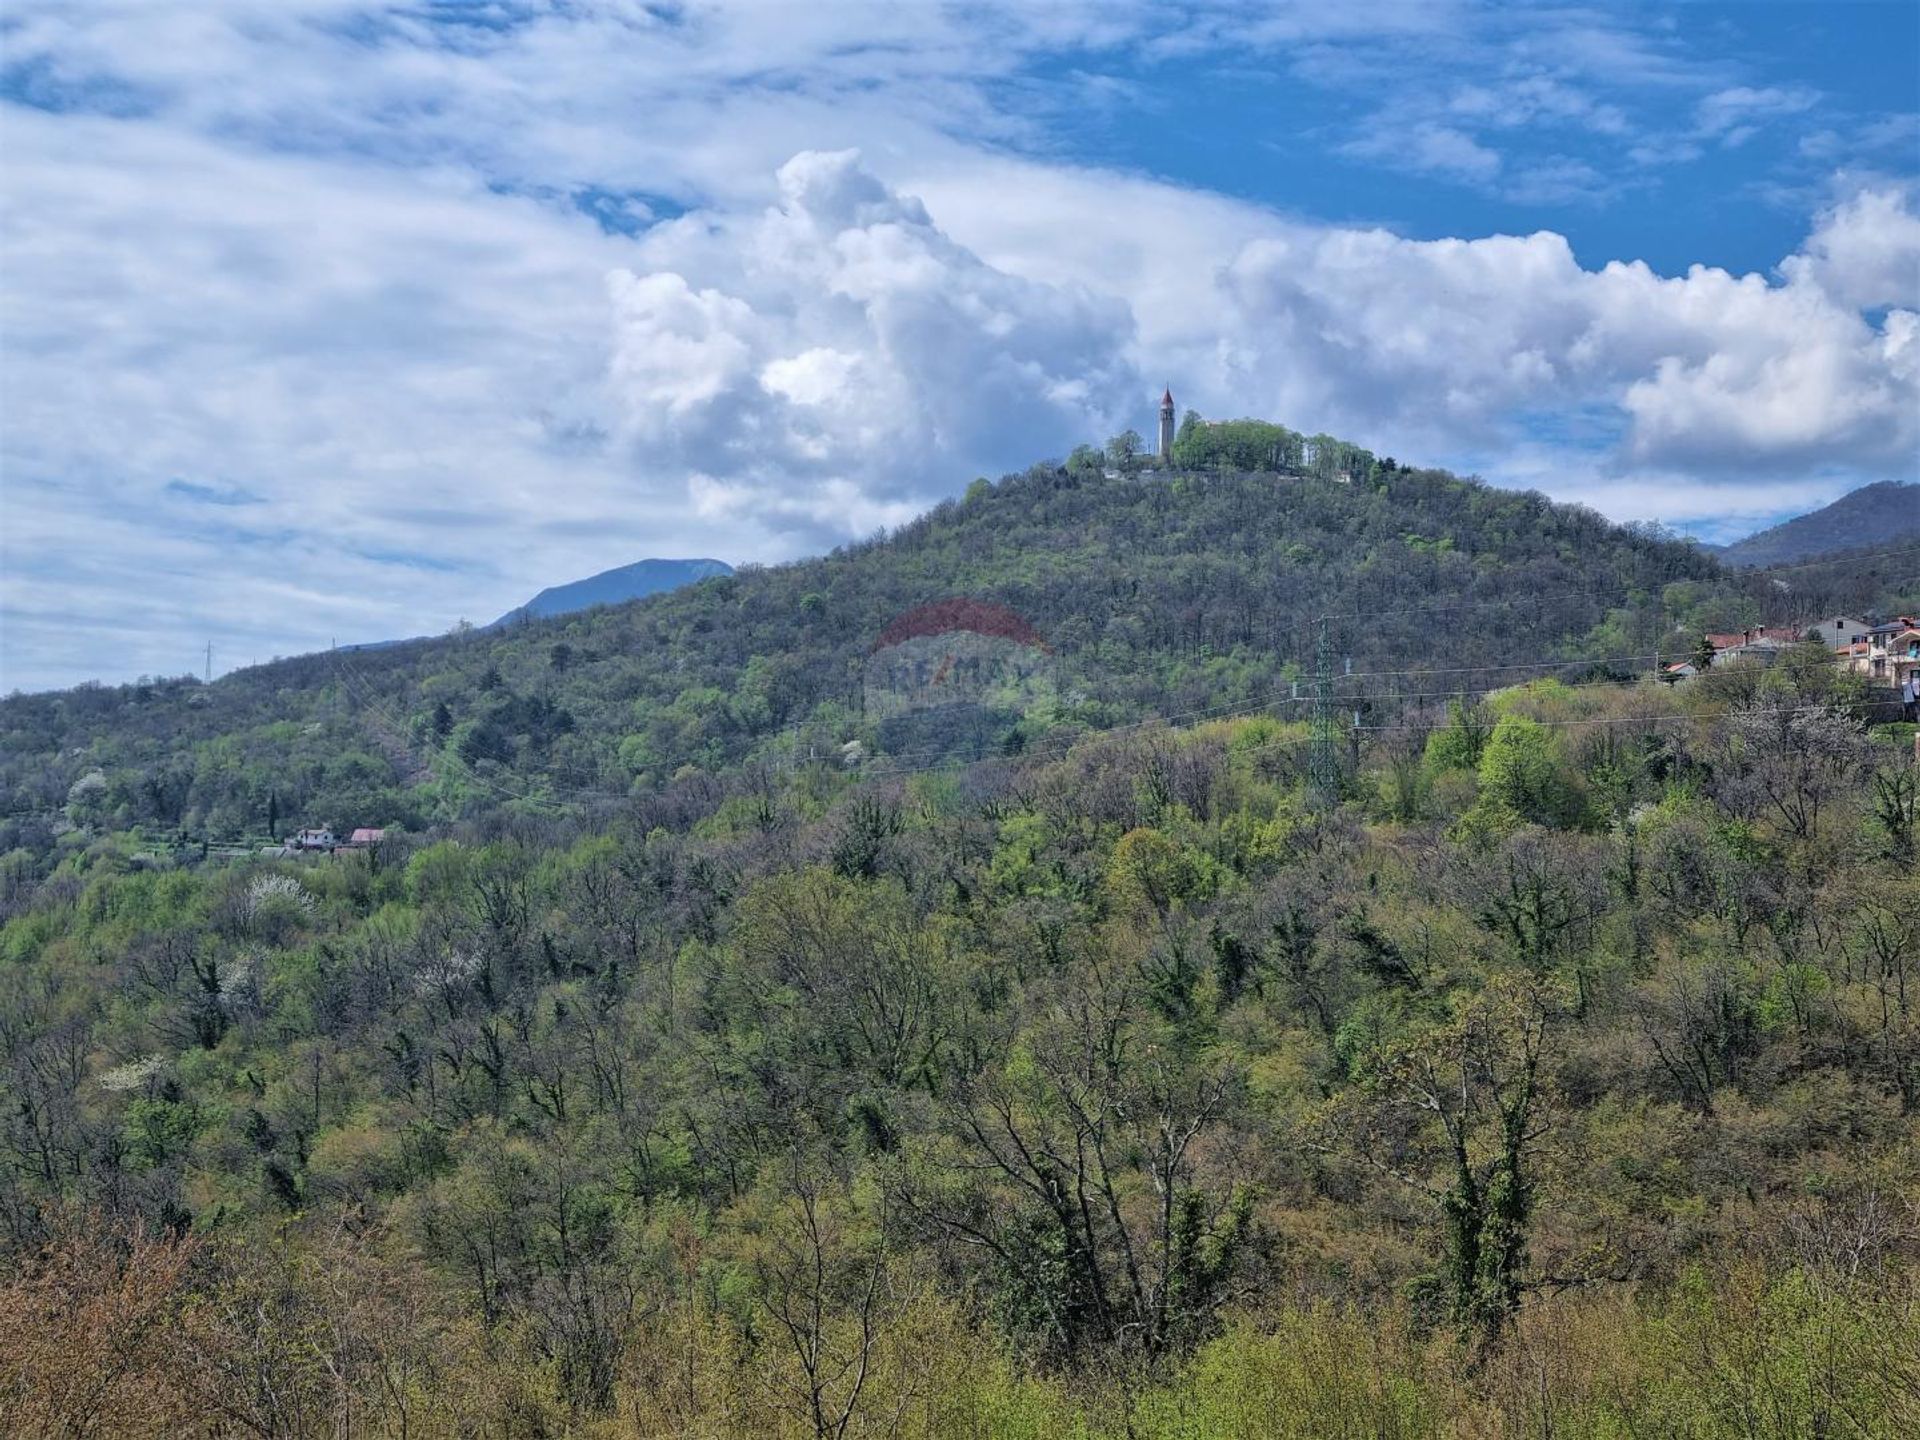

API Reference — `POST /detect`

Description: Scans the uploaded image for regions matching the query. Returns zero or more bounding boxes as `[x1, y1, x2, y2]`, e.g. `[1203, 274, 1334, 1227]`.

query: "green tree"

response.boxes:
[1066, 444, 1104, 478]
[1461, 714, 1582, 834]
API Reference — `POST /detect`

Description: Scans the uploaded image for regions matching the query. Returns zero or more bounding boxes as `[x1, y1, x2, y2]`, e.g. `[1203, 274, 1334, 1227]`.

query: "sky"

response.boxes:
[1, 1, 1917, 692]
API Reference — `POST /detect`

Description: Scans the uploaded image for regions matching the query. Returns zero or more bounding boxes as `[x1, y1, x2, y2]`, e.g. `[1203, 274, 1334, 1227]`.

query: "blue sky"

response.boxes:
[1013, 3, 1919, 278]
[1, 1, 1917, 690]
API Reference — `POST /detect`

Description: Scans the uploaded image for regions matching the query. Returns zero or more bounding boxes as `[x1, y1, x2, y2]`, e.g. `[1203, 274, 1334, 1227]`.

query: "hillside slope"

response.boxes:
[0, 460, 1746, 840]
[1719, 481, 1920, 567]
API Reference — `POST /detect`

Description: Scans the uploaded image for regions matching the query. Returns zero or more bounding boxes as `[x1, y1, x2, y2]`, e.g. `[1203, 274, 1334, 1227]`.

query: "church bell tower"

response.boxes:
[1157, 386, 1175, 462]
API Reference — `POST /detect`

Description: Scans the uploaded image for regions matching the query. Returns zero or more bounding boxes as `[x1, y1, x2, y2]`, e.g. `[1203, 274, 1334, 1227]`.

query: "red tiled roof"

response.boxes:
[1707, 627, 1802, 650]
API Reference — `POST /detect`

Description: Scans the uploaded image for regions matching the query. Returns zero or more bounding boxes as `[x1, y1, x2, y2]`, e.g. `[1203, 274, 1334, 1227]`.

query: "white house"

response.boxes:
[1842, 618, 1920, 689]
[1805, 615, 1872, 650]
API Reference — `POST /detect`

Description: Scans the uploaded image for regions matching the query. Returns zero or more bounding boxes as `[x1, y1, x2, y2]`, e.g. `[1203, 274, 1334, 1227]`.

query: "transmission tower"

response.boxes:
[1308, 615, 1340, 801]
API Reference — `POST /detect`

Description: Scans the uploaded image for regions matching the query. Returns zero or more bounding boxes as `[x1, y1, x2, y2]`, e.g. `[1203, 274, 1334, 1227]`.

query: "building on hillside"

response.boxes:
[1806, 615, 1873, 650]
[346, 828, 387, 847]
[1667, 626, 1800, 681]
[1702, 627, 1799, 665]
[1157, 387, 1176, 462]
[1841, 617, 1920, 687]
[290, 827, 336, 851]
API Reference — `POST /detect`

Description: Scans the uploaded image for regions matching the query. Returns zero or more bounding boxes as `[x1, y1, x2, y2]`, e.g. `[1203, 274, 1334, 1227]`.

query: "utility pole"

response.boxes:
[204, 642, 212, 684]
[1309, 615, 1340, 802]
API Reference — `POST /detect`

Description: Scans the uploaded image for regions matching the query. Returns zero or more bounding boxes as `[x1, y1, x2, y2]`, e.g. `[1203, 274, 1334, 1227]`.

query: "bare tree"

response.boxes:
[1713, 698, 1870, 845]
[1332, 975, 1560, 1342]
[754, 1155, 887, 1440]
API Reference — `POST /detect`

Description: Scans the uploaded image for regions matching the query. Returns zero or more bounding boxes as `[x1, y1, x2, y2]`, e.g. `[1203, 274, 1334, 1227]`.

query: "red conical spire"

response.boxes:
[1161, 386, 1174, 407]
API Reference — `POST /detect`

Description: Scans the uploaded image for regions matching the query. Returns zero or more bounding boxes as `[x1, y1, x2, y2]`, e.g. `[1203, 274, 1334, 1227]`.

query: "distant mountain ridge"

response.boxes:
[491, 557, 733, 627]
[1718, 482, 1920, 567]
[334, 556, 733, 653]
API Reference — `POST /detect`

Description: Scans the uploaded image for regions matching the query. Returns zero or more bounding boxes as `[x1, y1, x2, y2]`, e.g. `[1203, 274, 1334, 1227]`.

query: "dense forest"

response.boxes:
[4, 458, 1911, 850]
[4, 456, 1920, 1436]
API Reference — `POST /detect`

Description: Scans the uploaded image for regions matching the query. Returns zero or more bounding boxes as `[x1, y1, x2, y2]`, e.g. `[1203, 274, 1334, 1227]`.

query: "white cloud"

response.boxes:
[1346, 122, 1503, 182]
[0, 106, 693, 690]
[607, 273, 760, 418]
[1696, 85, 1820, 145]
[1780, 184, 1920, 311]
[0, 2, 1915, 690]
[602, 151, 1139, 516]
[1203, 193, 1919, 476]
[592, 153, 1918, 539]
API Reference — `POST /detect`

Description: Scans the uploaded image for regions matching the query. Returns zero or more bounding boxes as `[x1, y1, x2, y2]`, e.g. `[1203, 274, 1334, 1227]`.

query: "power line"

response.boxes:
[1355, 699, 1858, 736]
[319, 552, 1919, 802]
[1333, 653, 1884, 707]
[1308, 614, 1338, 800]
[856, 652, 1891, 783]
[1266, 543, 1920, 638]
[841, 631, 1900, 776]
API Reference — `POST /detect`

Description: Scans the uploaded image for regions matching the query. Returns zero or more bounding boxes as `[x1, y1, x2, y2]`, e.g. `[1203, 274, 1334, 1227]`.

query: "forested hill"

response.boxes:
[0, 455, 1836, 843]
[1718, 480, 1920, 567]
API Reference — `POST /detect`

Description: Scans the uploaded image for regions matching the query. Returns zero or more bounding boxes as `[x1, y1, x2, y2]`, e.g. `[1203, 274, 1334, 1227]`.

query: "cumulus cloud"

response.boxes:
[589, 152, 1916, 544]
[1780, 185, 1920, 311]
[601, 151, 1138, 526]
[1204, 189, 1920, 477]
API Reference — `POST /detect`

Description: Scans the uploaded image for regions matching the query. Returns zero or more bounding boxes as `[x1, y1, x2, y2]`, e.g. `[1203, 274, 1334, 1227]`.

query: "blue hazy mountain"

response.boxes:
[1715, 482, 1920, 567]
[490, 557, 733, 627]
